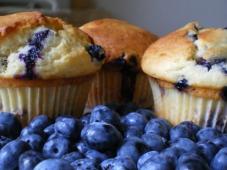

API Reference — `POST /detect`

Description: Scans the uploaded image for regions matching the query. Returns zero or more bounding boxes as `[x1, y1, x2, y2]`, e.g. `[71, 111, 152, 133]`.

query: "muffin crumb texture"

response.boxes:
[0, 12, 105, 80]
[142, 22, 227, 89]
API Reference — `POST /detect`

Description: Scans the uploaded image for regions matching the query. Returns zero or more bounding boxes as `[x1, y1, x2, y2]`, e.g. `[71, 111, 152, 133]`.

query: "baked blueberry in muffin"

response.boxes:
[80, 18, 158, 110]
[174, 78, 189, 91]
[142, 22, 227, 131]
[0, 12, 105, 123]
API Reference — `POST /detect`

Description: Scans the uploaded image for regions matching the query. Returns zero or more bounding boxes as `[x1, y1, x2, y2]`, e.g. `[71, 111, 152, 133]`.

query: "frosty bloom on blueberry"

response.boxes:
[0, 103, 225, 169]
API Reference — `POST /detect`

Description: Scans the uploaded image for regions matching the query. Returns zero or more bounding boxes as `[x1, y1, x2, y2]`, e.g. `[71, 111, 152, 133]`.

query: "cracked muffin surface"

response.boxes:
[0, 12, 104, 80]
[142, 22, 227, 89]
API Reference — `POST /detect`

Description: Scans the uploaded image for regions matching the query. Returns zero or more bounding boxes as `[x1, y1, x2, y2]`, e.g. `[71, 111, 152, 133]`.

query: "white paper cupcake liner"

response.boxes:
[149, 78, 227, 132]
[0, 80, 92, 125]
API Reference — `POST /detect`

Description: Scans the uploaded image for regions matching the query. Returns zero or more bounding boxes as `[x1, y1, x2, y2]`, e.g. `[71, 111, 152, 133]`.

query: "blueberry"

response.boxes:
[176, 153, 209, 170]
[44, 124, 55, 136]
[29, 115, 50, 132]
[196, 57, 211, 69]
[0, 140, 30, 169]
[20, 134, 44, 151]
[211, 147, 227, 170]
[20, 126, 45, 137]
[29, 29, 50, 49]
[43, 137, 70, 158]
[81, 112, 91, 126]
[161, 147, 182, 166]
[124, 126, 143, 138]
[90, 105, 121, 129]
[175, 78, 188, 91]
[170, 124, 196, 142]
[0, 136, 12, 149]
[71, 158, 98, 170]
[34, 159, 74, 170]
[20, 126, 37, 136]
[142, 133, 167, 151]
[145, 118, 171, 138]
[171, 138, 198, 153]
[179, 121, 201, 134]
[117, 137, 149, 162]
[19, 150, 43, 170]
[211, 134, 227, 149]
[136, 108, 155, 120]
[101, 157, 137, 170]
[197, 141, 218, 162]
[62, 151, 83, 163]
[137, 151, 159, 169]
[75, 141, 91, 154]
[81, 122, 123, 152]
[47, 132, 66, 140]
[86, 44, 105, 62]
[121, 112, 148, 131]
[196, 127, 221, 141]
[0, 112, 22, 138]
[85, 149, 109, 163]
[187, 31, 198, 41]
[140, 153, 173, 170]
[54, 117, 82, 140]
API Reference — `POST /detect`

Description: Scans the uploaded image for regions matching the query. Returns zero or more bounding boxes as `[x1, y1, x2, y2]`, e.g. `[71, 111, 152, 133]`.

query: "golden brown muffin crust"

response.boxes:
[142, 22, 227, 89]
[0, 12, 66, 38]
[80, 18, 158, 64]
[152, 77, 221, 100]
[0, 75, 94, 87]
[0, 12, 105, 79]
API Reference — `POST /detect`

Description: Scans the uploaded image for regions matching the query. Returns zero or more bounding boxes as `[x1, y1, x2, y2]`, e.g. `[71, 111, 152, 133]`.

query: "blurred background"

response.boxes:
[0, 0, 226, 35]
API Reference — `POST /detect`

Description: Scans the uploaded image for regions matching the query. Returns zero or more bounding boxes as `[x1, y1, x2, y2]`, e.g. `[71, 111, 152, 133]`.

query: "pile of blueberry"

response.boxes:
[0, 103, 227, 170]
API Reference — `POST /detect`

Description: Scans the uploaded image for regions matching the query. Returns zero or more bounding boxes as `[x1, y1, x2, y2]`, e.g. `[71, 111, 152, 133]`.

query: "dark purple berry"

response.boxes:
[175, 78, 189, 91]
[17, 29, 50, 79]
[86, 45, 105, 62]
[221, 86, 227, 101]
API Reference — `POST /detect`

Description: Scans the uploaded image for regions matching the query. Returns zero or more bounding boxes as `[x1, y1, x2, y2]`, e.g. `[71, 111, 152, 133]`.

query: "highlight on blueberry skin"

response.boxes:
[43, 137, 70, 158]
[19, 150, 44, 170]
[81, 122, 123, 152]
[71, 158, 98, 170]
[101, 156, 137, 170]
[34, 159, 74, 170]
[0, 140, 30, 170]
[0, 103, 226, 169]
[176, 153, 209, 170]
[211, 147, 227, 170]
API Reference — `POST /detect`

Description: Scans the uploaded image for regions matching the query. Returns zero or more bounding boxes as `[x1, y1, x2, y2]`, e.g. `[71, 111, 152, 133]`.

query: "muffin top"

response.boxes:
[80, 18, 158, 67]
[0, 12, 105, 80]
[142, 22, 227, 89]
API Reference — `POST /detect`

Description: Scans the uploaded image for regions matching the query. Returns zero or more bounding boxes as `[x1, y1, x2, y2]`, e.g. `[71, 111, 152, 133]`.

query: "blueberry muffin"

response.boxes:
[80, 18, 158, 110]
[0, 12, 105, 123]
[142, 22, 227, 131]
